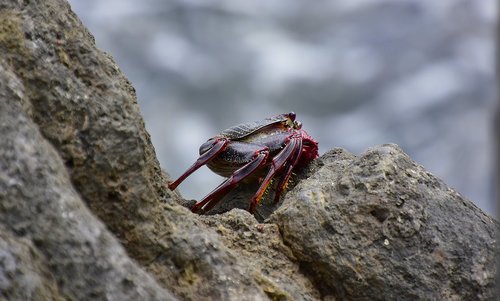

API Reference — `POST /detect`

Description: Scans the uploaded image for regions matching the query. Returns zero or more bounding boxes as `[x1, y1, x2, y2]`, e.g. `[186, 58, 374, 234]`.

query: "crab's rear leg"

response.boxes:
[191, 148, 269, 213]
[168, 137, 229, 190]
[249, 134, 303, 213]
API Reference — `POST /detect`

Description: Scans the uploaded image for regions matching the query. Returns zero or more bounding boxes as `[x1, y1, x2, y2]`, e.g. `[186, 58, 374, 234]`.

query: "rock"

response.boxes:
[270, 145, 498, 300]
[0, 224, 63, 301]
[201, 210, 321, 301]
[0, 83, 177, 300]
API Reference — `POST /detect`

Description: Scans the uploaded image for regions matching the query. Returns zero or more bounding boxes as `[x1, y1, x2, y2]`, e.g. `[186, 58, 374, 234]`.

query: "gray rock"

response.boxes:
[271, 145, 498, 300]
[0, 224, 63, 301]
[0, 77, 177, 300]
[201, 210, 321, 301]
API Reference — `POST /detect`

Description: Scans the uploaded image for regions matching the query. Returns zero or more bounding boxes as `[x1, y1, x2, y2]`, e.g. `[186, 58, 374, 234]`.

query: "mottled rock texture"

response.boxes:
[0, 1, 497, 300]
[0, 72, 176, 300]
[271, 146, 497, 300]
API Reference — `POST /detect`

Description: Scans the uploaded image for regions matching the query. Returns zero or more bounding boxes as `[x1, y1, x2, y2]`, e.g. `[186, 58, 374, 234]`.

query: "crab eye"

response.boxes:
[294, 121, 302, 129]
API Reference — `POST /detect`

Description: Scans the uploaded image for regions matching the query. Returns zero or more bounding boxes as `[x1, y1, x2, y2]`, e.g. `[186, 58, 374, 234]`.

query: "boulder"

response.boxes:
[0, 75, 176, 300]
[271, 145, 497, 300]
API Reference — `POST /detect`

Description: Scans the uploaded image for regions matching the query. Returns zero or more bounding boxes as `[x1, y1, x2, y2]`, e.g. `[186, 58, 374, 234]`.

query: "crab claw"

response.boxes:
[168, 138, 228, 190]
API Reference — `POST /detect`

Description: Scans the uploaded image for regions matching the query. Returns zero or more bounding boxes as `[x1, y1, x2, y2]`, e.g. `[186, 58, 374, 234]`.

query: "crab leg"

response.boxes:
[273, 138, 303, 203]
[248, 135, 302, 213]
[191, 149, 269, 213]
[168, 138, 228, 190]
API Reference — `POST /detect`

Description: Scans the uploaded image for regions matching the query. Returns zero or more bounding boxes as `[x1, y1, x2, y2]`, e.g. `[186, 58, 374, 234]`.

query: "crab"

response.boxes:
[168, 112, 319, 214]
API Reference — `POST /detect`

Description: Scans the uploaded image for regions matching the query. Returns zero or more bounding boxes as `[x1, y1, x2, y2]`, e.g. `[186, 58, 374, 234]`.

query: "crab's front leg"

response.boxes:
[168, 137, 229, 190]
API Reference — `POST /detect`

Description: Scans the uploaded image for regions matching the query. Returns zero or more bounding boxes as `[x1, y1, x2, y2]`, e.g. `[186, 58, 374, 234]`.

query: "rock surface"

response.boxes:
[0, 1, 497, 300]
[271, 145, 497, 300]
[0, 75, 177, 300]
[0, 224, 63, 301]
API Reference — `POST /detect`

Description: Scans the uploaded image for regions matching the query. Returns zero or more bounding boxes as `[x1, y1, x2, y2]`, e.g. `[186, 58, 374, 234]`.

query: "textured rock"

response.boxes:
[0, 225, 63, 301]
[271, 145, 498, 300]
[0, 79, 177, 300]
[201, 210, 321, 301]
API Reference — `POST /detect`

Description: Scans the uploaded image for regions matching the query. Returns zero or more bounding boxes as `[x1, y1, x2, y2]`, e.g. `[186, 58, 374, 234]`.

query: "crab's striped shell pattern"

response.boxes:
[218, 113, 296, 140]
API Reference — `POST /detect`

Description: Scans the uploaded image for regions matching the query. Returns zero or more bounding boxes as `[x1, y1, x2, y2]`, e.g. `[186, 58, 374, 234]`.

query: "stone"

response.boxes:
[201, 210, 321, 300]
[270, 145, 498, 300]
[0, 225, 63, 301]
[0, 80, 177, 300]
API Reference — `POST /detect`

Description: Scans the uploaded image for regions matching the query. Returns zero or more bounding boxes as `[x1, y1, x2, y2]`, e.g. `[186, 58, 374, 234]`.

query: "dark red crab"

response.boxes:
[168, 112, 319, 214]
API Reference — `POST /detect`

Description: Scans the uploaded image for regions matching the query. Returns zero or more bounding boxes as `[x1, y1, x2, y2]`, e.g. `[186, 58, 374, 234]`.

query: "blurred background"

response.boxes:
[67, 0, 497, 216]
